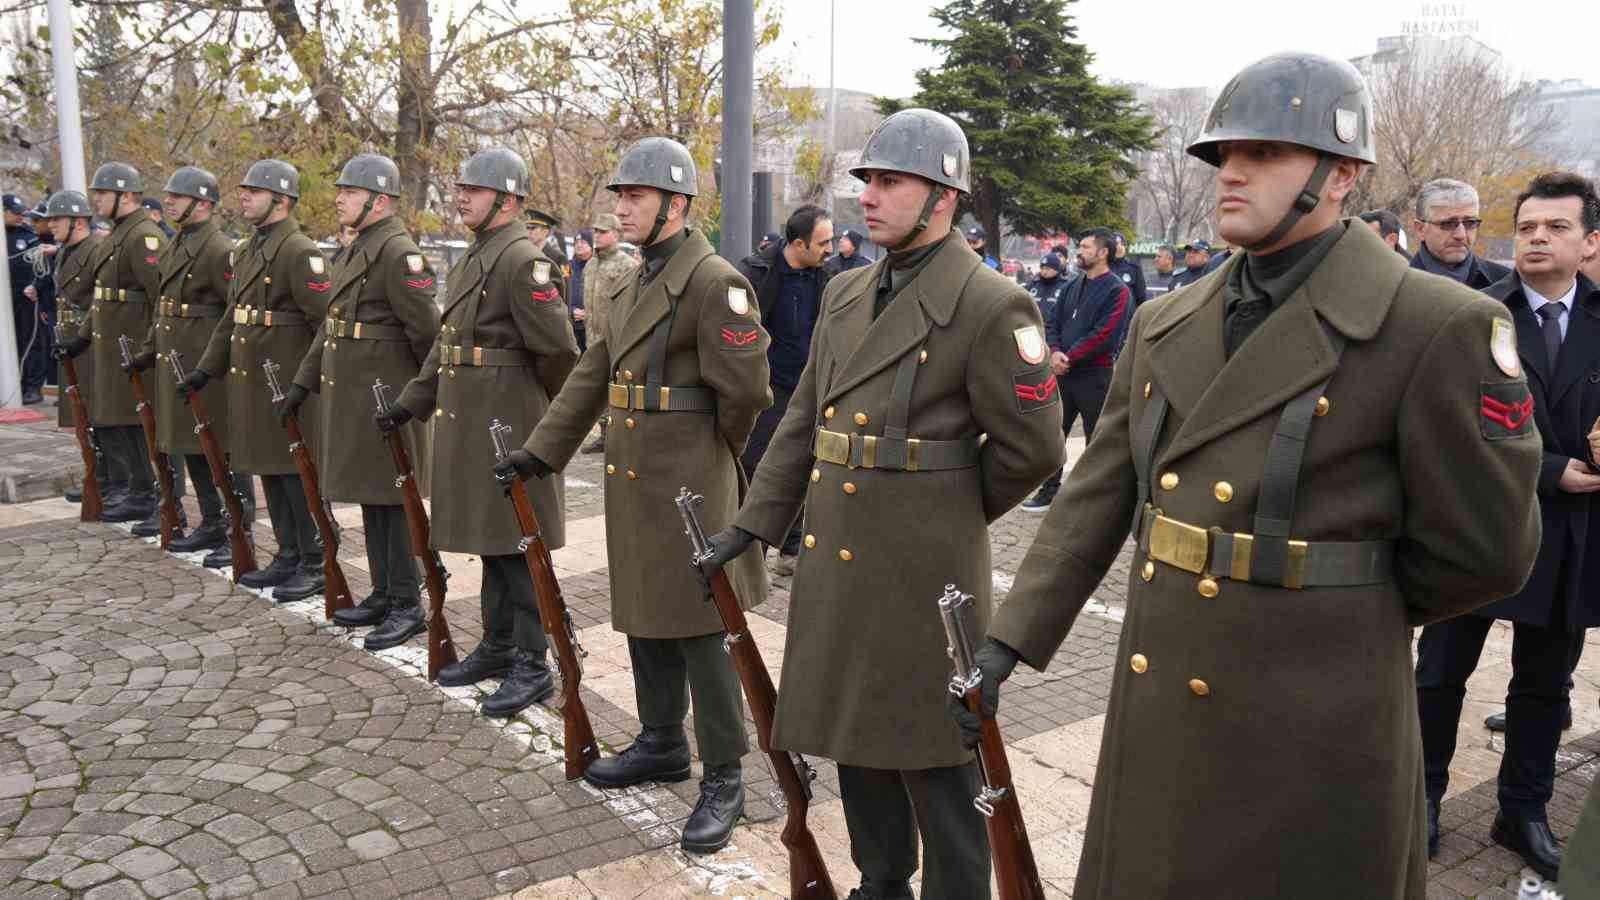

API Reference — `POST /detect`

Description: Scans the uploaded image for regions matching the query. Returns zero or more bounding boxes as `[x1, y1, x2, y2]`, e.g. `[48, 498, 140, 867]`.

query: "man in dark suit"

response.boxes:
[1416, 171, 1600, 879]
[1408, 177, 1511, 289]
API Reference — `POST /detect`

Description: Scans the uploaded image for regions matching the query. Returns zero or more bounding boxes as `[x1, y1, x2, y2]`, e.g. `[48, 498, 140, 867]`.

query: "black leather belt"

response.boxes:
[1139, 506, 1392, 589]
[813, 427, 979, 472]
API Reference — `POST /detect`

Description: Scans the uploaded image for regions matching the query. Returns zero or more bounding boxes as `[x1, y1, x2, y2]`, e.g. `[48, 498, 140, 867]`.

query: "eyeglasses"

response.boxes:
[1426, 217, 1483, 233]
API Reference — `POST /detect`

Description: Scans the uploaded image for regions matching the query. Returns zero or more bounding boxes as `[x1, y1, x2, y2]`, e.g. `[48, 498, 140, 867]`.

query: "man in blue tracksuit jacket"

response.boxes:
[1021, 227, 1130, 511]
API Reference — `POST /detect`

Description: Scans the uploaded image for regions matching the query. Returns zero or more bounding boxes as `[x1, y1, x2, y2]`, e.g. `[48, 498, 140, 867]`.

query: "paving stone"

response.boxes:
[61, 862, 120, 889]
[347, 829, 402, 861]
[137, 867, 199, 899]
[203, 812, 269, 845]
[118, 816, 189, 847]
[165, 831, 230, 867]
[82, 880, 149, 900]
[108, 845, 178, 880]
[19, 853, 82, 882]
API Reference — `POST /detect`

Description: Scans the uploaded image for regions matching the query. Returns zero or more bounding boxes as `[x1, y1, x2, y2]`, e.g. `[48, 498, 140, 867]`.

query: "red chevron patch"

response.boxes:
[1013, 370, 1059, 413]
[720, 326, 759, 347]
[531, 286, 560, 303]
[306, 280, 331, 293]
[406, 277, 435, 290]
[1481, 392, 1533, 430]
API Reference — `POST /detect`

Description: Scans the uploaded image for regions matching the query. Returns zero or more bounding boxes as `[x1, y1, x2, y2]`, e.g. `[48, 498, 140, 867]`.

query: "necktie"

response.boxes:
[1536, 303, 1564, 371]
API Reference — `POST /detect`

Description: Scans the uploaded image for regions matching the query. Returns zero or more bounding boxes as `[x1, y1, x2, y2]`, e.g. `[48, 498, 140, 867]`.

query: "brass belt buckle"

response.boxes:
[814, 428, 849, 466]
[1150, 515, 1210, 574]
[473, 347, 483, 367]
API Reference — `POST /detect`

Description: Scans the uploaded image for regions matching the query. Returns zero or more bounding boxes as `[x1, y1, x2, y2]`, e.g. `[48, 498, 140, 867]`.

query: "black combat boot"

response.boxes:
[202, 541, 234, 569]
[680, 762, 744, 854]
[436, 640, 517, 687]
[273, 561, 326, 602]
[583, 726, 692, 789]
[170, 517, 226, 552]
[132, 505, 188, 538]
[333, 592, 391, 627]
[101, 492, 157, 523]
[480, 649, 554, 718]
[364, 596, 425, 650]
[239, 552, 298, 588]
[845, 879, 914, 900]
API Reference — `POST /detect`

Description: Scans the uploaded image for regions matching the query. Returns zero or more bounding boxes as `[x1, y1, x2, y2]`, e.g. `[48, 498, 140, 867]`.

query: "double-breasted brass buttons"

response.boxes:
[1143, 382, 1152, 399]
[625, 417, 635, 429]
[1130, 653, 1149, 674]
[1197, 577, 1219, 598]
[1315, 396, 1330, 417]
[1141, 561, 1155, 582]
[842, 482, 857, 495]
[1159, 472, 1179, 491]
[919, 350, 928, 364]
[1188, 678, 1210, 697]
[1213, 482, 1233, 503]
[824, 406, 835, 421]
[838, 549, 853, 561]
[853, 412, 869, 426]
[626, 470, 637, 480]
[804, 534, 816, 549]
[623, 370, 634, 381]
[606, 464, 616, 475]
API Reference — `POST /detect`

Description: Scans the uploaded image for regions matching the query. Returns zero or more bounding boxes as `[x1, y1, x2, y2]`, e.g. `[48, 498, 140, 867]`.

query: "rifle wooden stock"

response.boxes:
[282, 412, 354, 618]
[504, 476, 599, 780]
[127, 369, 181, 549]
[704, 567, 837, 899]
[386, 430, 456, 680]
[187, 387, 258, 580]
[959, 685, 1045, 900]
[61, 356, 103, 522]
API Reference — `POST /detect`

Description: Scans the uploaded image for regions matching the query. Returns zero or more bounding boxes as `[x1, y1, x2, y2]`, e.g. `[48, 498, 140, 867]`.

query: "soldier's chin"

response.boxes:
[1215, 215, 1262, 250]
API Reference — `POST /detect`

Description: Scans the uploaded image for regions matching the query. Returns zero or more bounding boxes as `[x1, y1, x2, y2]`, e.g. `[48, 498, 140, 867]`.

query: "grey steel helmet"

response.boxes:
[1187, 52, 1377, 167]
[240, 159, 302, 199]
[457, 148, 529, 198]
[45, 190, 93, 219]
[90, 162, 143, 193]
[849, 108, 970, 194]
[163, 166, 220, 203]
[336, 153, 402, 197]
[606, 137, 698, 197]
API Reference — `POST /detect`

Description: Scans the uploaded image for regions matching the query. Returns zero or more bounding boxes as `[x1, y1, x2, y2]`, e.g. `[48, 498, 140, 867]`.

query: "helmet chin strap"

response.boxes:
[643, 189, 674, 246]
[889, 182, 944, 252]
[474, 192, 508, 235]
[173, 197, 198, 226]
[245, 194, 282, 228]
[1245, 154, 1338, 252]
[349, 190, 379, 232]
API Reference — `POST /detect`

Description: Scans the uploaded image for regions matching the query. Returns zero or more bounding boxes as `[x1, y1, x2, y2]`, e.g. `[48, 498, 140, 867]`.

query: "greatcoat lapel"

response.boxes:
[609, 229, 716, 364]
[441, 223, 520, 319]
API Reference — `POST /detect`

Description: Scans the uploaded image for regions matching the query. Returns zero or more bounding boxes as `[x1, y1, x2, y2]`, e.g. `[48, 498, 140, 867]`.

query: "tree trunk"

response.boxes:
[262, 0, 348, 127]
[393, 0, 435, 216]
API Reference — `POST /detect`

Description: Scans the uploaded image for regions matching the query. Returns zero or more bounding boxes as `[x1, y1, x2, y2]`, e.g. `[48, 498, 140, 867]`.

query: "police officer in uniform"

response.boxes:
[699, 109, 1063, 900]
[1109, 231, 1150, 309]
[964, 224, 999, 270]
[379, 148, 578, 715]
[1026, 251, 1071, 324]
[57, 163, 165, 523]
[962, 53, 1543, 899]
[133, 166, 254, 559]
[191, 160, 329, 597]
[578, 213, 638, 455]
[1167, 239, 1213, 292]
[45, 190, 114, 506]
[509, 137, 771, 854]
[285, 153, 441, 650]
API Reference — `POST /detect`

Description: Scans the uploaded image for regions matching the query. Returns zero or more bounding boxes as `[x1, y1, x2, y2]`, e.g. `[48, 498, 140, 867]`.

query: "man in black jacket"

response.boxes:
[1409, 177, 1510, 288]
[735, 204, 833, 574]
[824, 228, 871, 276]
[1415, 172, 1600, 879]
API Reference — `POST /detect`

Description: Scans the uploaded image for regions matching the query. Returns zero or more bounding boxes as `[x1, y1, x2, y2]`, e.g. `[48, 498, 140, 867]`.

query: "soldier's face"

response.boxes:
[614, 187, 675, 243]
[91, 190, 116, 218]
[1215, 140, 1327, 249]
[334, 187, 380, 227]
[47, 217, 70, 242]
[593, 227, 617, 250]
[238, 187, 276, 222]
[1514, 195, 1597, 281]
[527, 224, 550, 245]
[858, 171, 952, 248]
[454, 185, 496, 229]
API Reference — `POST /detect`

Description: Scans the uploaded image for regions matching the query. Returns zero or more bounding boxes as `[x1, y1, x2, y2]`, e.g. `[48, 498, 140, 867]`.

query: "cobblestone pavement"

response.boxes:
[1, 406, 1597, 899]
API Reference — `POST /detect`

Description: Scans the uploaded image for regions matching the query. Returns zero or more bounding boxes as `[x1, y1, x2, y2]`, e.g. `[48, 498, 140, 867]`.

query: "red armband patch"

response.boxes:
[1480, 381, 1534, 439]
[405, 277, 435, 290]
[719, 323, 760, 349]
[531, 286, 560, 303]
[306, 280, 331, 293]
[1013, 369, 1059, 414]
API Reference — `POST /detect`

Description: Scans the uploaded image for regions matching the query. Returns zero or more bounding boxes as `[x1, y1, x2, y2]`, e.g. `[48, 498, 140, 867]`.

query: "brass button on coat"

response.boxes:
[853, 412, 869, 426]
[824, 406, 835, 420]
[838, 549, 853, 561]
[919, 349, 928, 364]
[606, 464, 616, 475]
[623, 369, 634, 381]
[1143, 381, 1152, 398]
[811, 468, 821, 482]
[1213, 482, 1234, 503]
[842, 482, 857, 495]
[1198, 577, 1219, 598]
[626, 470, 637, 480]
[1141, 561, 1155, 582]
[804, 534, 816, 549]
[625, 417, 635, 429]
[1188, 678, 1211, 697]
[1130, 653, 1149, 674]
[1159, 472, 1179, 491]
[1315, 396, 1330, 417]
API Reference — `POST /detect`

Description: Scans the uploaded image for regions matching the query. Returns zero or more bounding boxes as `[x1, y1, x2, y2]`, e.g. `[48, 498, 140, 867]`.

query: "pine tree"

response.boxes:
[882, 0, 1156, 248]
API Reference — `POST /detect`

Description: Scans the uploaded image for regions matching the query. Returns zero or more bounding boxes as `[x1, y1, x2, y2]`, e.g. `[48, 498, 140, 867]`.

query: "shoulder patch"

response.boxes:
[1480, 381, 1534, 439]
[534, 260, 552, 284]
[718, 321, 761, 350]
[1013, 368, 1060, 414]
[406, 253, 425, 274]
[727, 286, 750, 316]
[531, 285, 560, 304]
[144, 235, 160, 251]
[1491, 318, 1520, 377]
[1014, 325, 1047, 365]
[308, 256, 325, 275]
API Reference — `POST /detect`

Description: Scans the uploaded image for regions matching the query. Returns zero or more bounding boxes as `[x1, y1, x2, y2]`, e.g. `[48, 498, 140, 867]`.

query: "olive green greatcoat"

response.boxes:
[583, 244, 635, 338]
[524, 228, 772, 639]
[144, 218, 234, 455]
[990, 222, 1543, 900]
[1561, 780, 1600, 898]
[735, 233, 1065, 771]
[543, 243, 570, 307]
[53, 234, 102, 428]
[294, 216, 439, 505]
[196, 217, 328, 476]
[79, 211, 163, 426]
[395, 221, 578, 557]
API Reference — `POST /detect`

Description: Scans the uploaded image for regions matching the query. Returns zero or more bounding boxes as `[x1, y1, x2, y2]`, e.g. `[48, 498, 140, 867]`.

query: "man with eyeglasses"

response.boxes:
[1409, 177, 1511, 289]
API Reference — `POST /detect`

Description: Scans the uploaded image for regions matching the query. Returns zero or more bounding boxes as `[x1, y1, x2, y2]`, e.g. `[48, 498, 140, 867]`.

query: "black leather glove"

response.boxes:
[275, 384, 308, 425]
[693, 526, 757, 601]
[178, 369, 209, 402]
[375, 404, 414, 434]
[120, 351, 153, 374]
[948, 638, 1022, 749]
[54, 336, 90, 360]
[492, 449, 551, 483]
